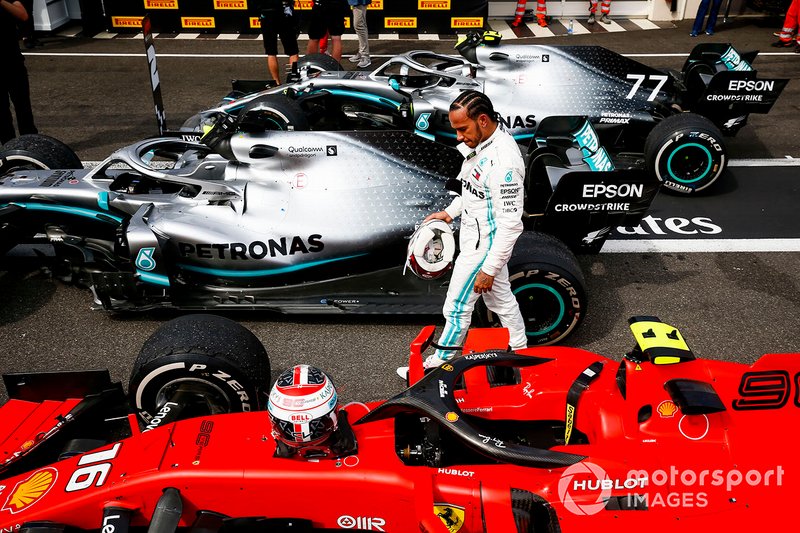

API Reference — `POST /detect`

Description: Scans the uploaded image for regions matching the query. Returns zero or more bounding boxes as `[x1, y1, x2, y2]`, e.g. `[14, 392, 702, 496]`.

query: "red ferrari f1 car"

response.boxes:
[1, 314, 797, 532]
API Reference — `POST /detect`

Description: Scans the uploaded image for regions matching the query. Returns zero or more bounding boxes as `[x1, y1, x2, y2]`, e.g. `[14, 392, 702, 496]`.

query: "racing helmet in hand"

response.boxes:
[405, 219, 456, 280]
[268, 365, 339, 447]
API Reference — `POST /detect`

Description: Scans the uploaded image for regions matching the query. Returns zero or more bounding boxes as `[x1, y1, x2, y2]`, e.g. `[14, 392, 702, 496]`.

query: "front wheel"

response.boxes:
[474, 232, 587, 346]
[644, 113, 726, 195]
[128, 314, 271, 426]
[237, 94, 310, 132]
[0, 134, 82, 175]
[298, 53, 344, 75]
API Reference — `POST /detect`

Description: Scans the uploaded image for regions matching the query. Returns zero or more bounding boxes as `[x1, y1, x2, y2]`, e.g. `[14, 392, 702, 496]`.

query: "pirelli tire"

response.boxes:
[238, 94, 310, 132]
[474, 232, 587, 346]
[644, 113, 727, 195]
[129, 314, 271, 423]
[298, 53, 344, 74]
[0, 134, 82, 175]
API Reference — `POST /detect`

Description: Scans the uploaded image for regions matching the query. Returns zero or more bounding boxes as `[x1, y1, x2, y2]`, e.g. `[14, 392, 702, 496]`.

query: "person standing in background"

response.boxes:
[18, 0, 39, 48]
[510, 0, 547, 27]
[1, 0, 37, 144]
[689, 0, 723, 36]
[588, 0, 611, 24]
[772, 0, 800, 51]
[306, 0, 349, 62]
[347, 0, 370, 68]
[257, 0, 299, 84]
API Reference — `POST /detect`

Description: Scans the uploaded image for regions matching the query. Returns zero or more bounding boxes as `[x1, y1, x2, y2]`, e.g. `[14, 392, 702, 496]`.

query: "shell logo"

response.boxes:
[657, 400, 679, 418]
[445, 411, 459, 423]
[2, 468, 58, 514]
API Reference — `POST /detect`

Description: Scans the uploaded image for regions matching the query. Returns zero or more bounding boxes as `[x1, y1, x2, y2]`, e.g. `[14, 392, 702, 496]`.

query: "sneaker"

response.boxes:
[690, 31, 698, 37]
[536, 14, 548, 27]
[357, 57, 371, 68]
[347, 54, 361, 63]
[772, 39, 794, 47]
[705, 29, 714, 35]
[396, 366, 409, 381]
[587, 13, 595, 24]
[599, 14, 611, 24]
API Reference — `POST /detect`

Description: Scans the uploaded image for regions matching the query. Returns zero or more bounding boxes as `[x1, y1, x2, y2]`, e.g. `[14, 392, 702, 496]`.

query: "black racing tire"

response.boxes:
[128, 314, 271, 422]
[644, 113, 726, 195]
[0, 134, 82, 175]
[298, 53, 344, 74]
[237, 94, 310, 132]
[474, 232, 587, 346]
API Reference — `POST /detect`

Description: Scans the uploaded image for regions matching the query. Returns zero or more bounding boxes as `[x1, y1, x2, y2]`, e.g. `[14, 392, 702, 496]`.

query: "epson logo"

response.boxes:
[727, 80, 775, 92]
[583, 183, 643, 199]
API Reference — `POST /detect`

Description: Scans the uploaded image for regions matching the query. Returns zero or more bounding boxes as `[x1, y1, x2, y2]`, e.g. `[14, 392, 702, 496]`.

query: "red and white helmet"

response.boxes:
[268, 365, 338, 447]
[405, 219, 456, 280]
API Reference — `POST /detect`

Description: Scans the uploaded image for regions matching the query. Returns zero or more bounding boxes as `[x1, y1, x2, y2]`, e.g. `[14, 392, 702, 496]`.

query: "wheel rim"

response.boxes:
[513, 283, 566, 337]
[666, 142, 713, 184]
[0, 155, 51, 172]
[155, 377, 233, 415]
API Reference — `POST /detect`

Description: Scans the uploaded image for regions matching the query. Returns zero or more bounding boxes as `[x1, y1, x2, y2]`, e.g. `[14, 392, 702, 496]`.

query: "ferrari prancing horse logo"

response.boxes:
[434, 503, 465, 532]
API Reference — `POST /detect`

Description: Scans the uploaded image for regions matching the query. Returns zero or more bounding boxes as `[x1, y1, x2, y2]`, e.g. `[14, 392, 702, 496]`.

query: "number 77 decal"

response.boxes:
[625, 74, 669, 102]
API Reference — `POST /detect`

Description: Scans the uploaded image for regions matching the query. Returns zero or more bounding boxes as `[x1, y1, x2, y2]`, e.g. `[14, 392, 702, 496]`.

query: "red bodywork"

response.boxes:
[1, 324, 799, 532]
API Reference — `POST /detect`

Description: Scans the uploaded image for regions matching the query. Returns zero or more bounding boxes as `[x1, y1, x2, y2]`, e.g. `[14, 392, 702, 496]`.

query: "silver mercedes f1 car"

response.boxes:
[0, 109, 658, 345]
[183, 31, 786, 195]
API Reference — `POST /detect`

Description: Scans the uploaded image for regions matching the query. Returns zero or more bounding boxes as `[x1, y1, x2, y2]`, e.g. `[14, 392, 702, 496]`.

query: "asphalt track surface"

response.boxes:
[0, 18, 798, 405]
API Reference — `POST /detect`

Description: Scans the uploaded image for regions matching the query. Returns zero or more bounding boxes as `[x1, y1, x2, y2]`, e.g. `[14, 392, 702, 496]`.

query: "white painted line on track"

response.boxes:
[488, 19, 521, 41]
[727, 158, 800, 167]
[602, 239, 800, 253]
[602, 19, 627, 32]
[570, 20, 592, 35]
[630, 19, 661, 30]
[526, 21, 555, 38]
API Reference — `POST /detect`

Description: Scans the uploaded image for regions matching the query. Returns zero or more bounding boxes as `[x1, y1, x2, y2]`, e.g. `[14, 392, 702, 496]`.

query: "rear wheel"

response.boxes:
[475, 232, 587, 346]
[128, 314, 271, 424]
[644, 113, 726, 195]
[0, 134, 82, 174]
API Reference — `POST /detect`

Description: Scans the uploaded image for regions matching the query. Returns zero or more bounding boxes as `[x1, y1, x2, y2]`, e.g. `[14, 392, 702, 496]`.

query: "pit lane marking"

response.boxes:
[602, 238, 800, 253]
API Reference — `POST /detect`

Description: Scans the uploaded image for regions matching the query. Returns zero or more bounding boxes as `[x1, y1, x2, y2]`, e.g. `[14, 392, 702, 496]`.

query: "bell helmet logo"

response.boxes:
[290, 413, 311, 422]
[557, 461, 612, 516]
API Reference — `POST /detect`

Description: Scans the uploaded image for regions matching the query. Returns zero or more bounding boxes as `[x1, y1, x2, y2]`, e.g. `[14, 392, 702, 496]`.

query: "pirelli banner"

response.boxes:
[105, 0, 487, 35]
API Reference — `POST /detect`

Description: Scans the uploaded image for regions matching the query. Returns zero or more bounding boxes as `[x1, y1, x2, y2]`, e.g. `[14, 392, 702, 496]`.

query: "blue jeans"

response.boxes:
[692, 0, 723, 33]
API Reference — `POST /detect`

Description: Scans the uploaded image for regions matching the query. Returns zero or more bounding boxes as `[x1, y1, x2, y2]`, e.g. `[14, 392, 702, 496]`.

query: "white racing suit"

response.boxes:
[428, 126, 528, 367]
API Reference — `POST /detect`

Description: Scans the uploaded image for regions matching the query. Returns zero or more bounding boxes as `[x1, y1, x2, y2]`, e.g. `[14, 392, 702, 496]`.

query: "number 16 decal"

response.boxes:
[66, 442, 122, 492]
